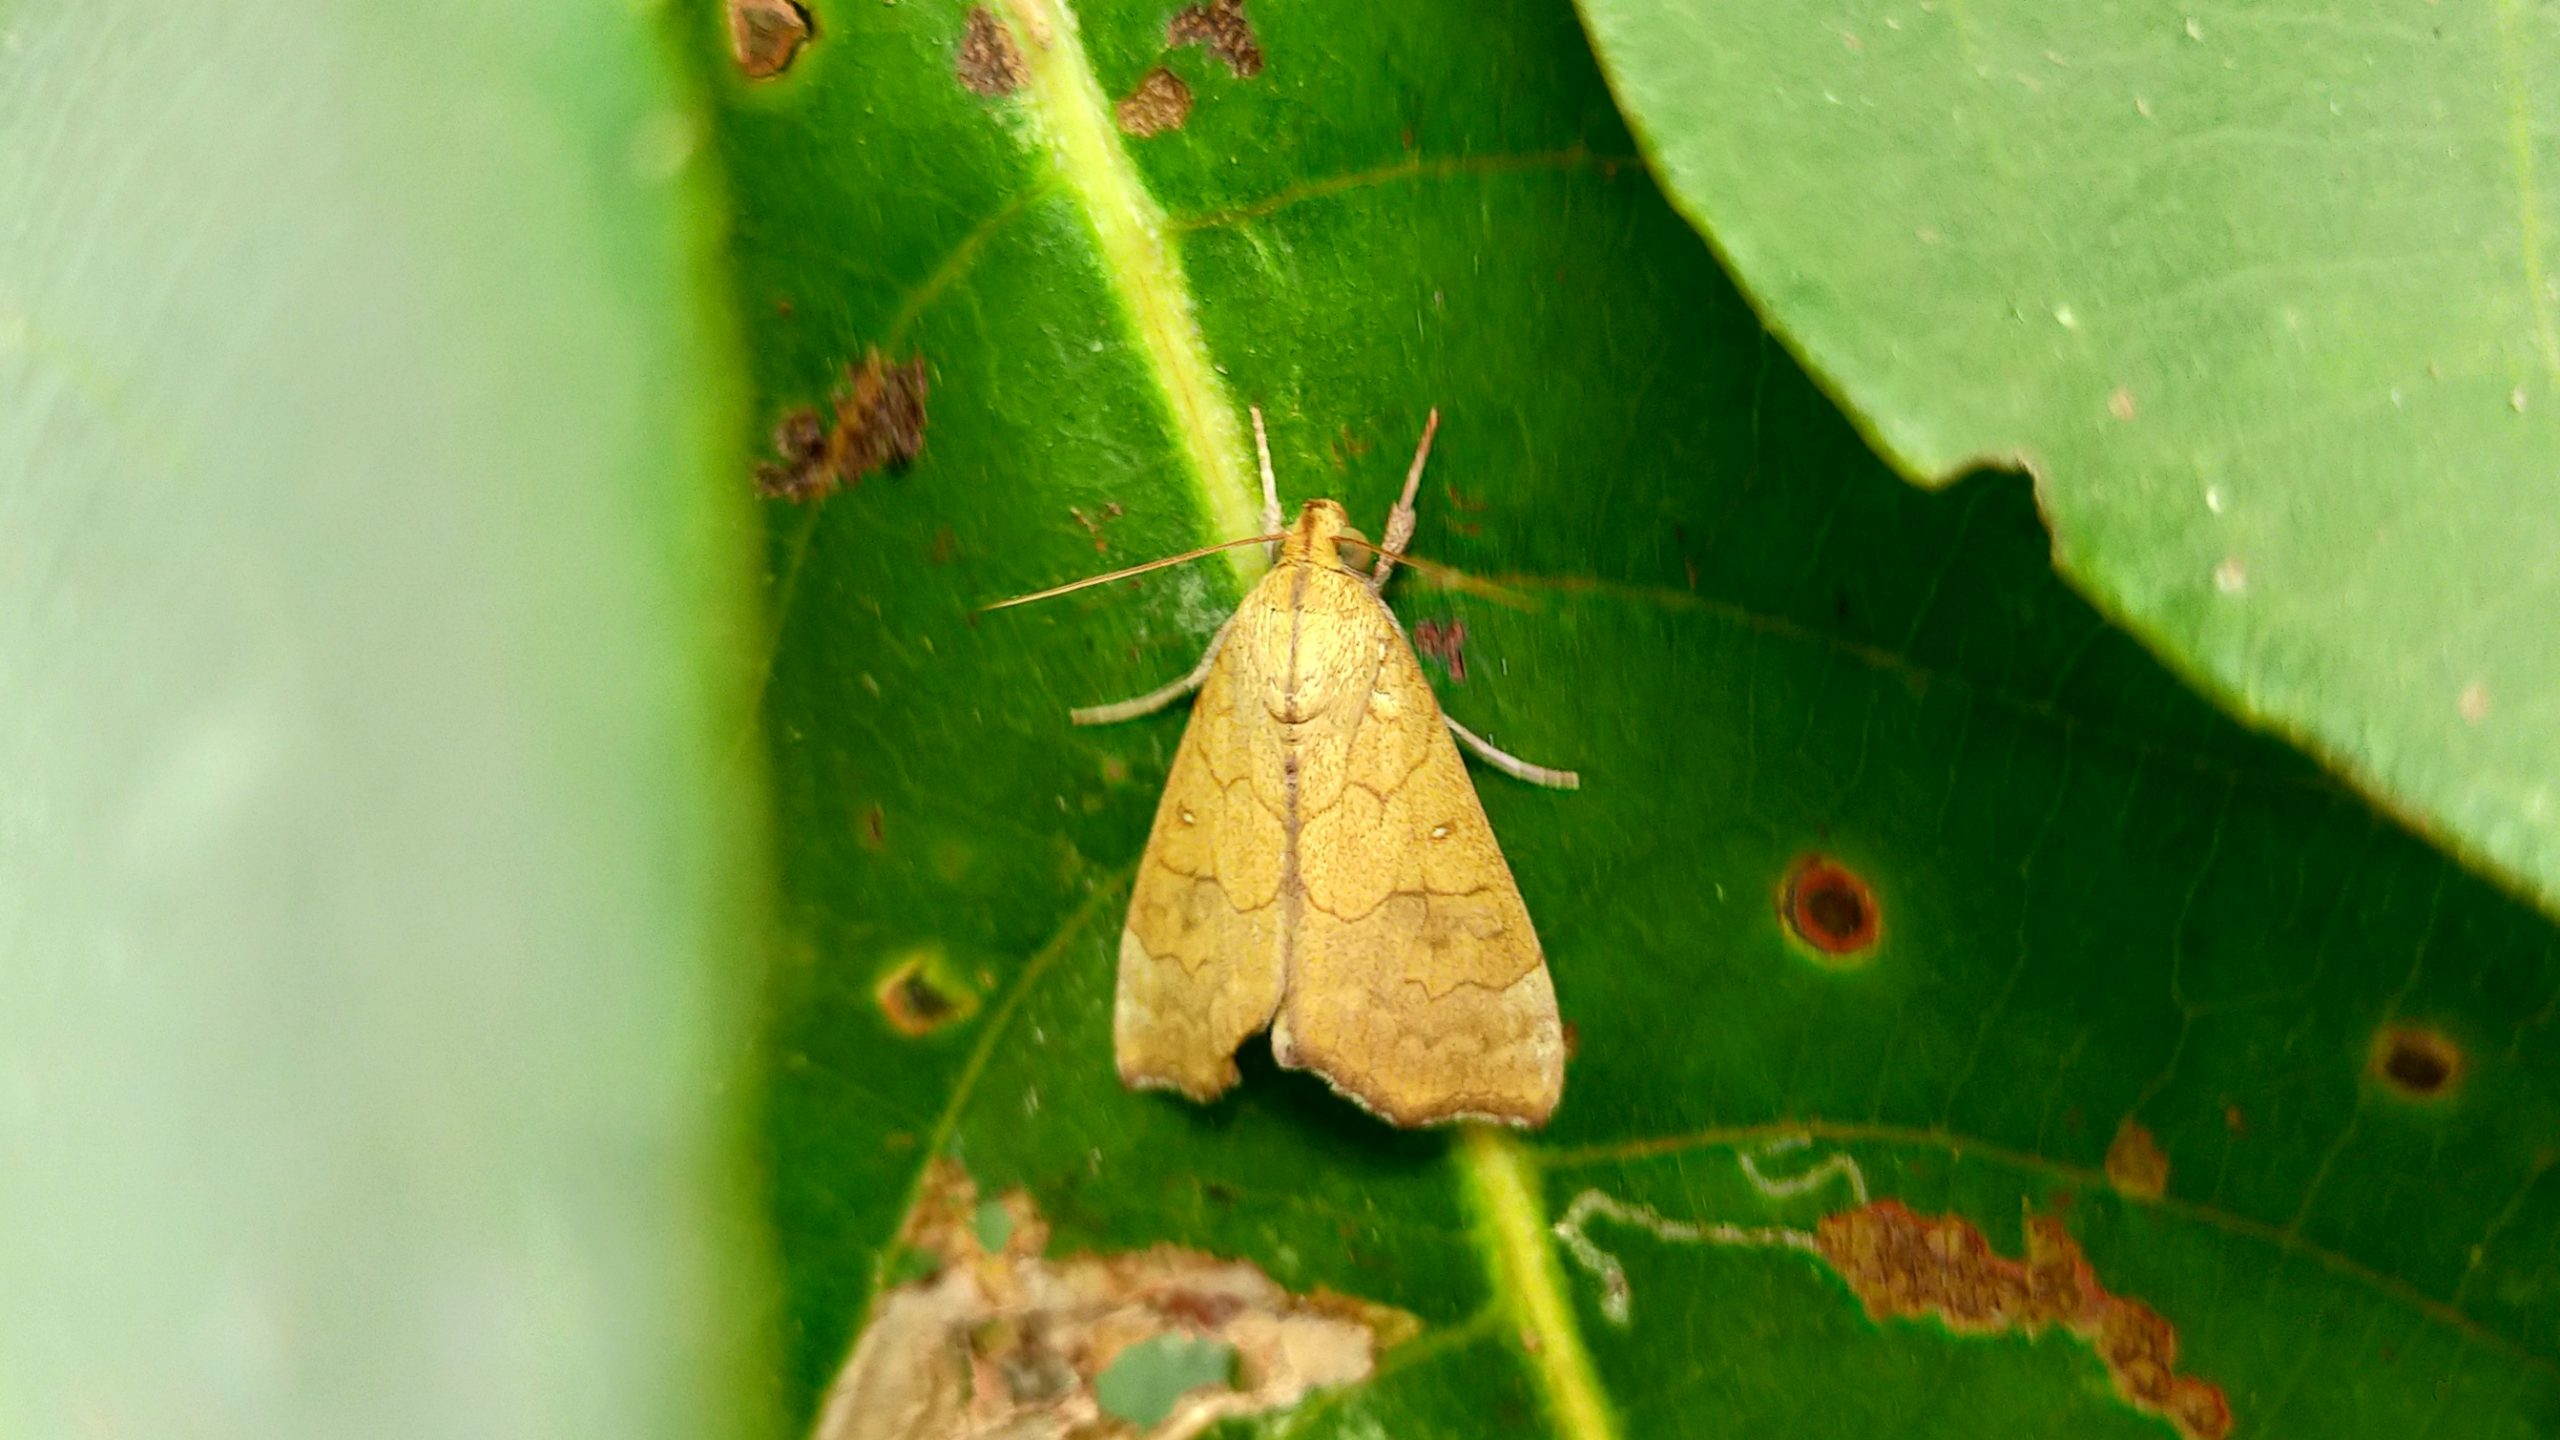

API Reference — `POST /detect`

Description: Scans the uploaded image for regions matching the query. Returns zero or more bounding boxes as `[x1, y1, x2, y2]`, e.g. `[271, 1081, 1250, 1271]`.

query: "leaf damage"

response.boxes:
[1114, 67, 1194, 138]
[1778, 854, 1881, 959]
[1411, 618, 1467, 682]
[755, 351, 930, 502]
[2369, 1023, 2465, 1100]
[1166, 0, 1264, 78]
[955, 6, 1028, 97]
[874, 949, 980, 1037]
[2103, 1117, 2169, 1200]
[822, 1161, 1410, 1440]
[727, 0, 812, 80]
[1815, 1200, 2231, 1440]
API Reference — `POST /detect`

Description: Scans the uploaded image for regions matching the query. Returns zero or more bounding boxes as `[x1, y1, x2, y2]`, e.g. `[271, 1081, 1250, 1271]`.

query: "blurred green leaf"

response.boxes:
[1095, 1334, 1237, 1427]
[0, 3, 772, 1438]
[1575, 0, 2560, 918]
[705, 0, 2560, 1435]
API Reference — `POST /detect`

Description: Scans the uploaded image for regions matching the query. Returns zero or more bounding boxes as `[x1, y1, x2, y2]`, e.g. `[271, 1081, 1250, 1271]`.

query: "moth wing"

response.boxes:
[1273, 582, 1564, 1127]
[1113, 586, 1291, 1101]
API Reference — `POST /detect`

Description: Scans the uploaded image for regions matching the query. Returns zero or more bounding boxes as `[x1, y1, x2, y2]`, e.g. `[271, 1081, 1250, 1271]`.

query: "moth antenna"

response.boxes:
[979, 531, 1285, 612]
[1370, 407, 1438, 591]
[1334, 535, 1533, 609]
[1250, 405, 1283, 558]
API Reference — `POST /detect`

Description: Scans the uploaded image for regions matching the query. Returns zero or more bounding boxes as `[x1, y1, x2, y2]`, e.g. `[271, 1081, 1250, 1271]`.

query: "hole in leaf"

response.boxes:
[875, 948, 981, 1036]
[1779, 854, 1881, 961]
[2369, 1024, 2464, 1100]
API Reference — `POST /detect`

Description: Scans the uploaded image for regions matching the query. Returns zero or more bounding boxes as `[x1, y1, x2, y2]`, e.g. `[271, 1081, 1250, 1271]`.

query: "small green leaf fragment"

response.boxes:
[1094, 1334, 1237, 1428]
[972, 1197, 1014, 1253]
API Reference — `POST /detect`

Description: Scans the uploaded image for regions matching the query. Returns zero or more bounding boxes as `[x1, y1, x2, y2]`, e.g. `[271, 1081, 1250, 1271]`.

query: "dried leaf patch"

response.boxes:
[956, 7, 1028, 96]
[755, 351, 929, 502]
[1167, 0, 1263, 78]
[1115, 67, 1194, 137]
[820, 1162, 1408, 1440]
[1816, 1200, 2231, 1440]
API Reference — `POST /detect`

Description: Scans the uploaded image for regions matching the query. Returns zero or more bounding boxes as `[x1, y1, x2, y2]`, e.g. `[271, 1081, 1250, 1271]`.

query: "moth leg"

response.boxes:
[1371, 408, 1440, 592]
[1071, 612, 1237, 726]
[1444, 714, 1580, 790]
[1250, 405, 1283, 560]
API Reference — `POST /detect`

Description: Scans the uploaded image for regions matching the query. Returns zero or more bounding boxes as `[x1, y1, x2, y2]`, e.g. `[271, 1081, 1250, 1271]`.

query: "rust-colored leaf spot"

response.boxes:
[1816, 1201, 2232, 1440]
[956, 6, 1028, 96]
[756, 350, 930, 502]
[819, 1160, 1409, 1440]
[858, 804, 888, 852]
[1779, 853, 1881, 960]
[875, 949, 980, 1037]
[2369, 1023, 2465, 1100]
[1411, 618, 1467, 682]
[1068, 500, 1125, 554]
[1115, 65, 1194, 136]
[2104, 1117, 2169, 1200]
[727, 0, 812, 79]
[1167, 0, 1264, 77]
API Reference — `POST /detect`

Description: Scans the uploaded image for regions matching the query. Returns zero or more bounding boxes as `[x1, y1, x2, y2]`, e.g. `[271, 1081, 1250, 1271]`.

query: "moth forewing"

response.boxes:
[1104, 492, 1567, 1128]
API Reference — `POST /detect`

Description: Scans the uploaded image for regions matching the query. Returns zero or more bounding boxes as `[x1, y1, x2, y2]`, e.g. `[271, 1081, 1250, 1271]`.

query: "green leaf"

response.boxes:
[706, 0, 2560, 1436]
[0, 4, 772, 1438]
[1094, 1334, 1238, 1428]
[1572, 0, 2560, 917]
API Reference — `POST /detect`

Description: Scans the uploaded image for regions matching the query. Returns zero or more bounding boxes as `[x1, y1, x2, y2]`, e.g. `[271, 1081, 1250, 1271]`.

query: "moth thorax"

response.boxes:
[1285, 498, 1366, 573]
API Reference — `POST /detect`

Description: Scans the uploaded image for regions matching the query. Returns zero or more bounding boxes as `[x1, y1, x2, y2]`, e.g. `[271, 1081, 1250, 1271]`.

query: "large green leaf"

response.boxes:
[706, 0, 2560, 1434]
[1573, 0, 2560, 919]
[0, 4, 771, 1438]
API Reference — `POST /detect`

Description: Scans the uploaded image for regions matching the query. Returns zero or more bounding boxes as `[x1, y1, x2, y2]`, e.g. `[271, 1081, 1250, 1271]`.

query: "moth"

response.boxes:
[997, 410, 1575, 1127]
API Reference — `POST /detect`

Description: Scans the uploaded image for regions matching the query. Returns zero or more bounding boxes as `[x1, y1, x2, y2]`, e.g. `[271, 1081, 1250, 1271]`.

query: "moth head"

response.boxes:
[1285, 498, 1366, 573]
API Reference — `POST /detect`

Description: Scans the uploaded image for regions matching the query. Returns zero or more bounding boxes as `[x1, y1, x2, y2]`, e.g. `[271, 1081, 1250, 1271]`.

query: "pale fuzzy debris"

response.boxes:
[1106, 495, 1568, 1127]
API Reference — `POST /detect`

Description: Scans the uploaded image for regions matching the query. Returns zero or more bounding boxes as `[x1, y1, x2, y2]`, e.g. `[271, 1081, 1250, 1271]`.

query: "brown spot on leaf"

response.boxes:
[2108, 385, 2137, 420]
[1167, 0, 1264, 77]
[1816, 1201, 2231, 1440]
[2459, 681, 2489, 723]
[728, 0, 812, 79]
[858, 804, 888, 852]
[1116, 66, 1194, 136]
[956, 6, 1028, 96]
[756, 350, 930, 502]
[1325, 424, 1372, 471]
[2370, 1024, 2465, 1100]
[2104, 1118, 2169, 1200]
[1411, 618, 1467, 683]
[2222, 1104, 2247, 1136]
[819, 1161, 1408, 1440]
[1068, 501, 1125, 554]
[875, 950, 980, 1037]
[1779, 854, 1881, 960]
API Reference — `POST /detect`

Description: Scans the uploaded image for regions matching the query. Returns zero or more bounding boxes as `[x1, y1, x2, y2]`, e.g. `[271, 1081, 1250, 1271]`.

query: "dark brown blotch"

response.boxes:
[1779, 853, 1881, 960]
[755, 350, 930, 502]
[2369, 1024, 2465, 1100]
[1411, 618, 1467, 683]
[877, 952, 981, 1036]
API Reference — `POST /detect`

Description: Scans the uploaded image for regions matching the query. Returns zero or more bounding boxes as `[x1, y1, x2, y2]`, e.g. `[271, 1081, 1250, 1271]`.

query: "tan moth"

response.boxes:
[995, 410, 1575, 1127]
